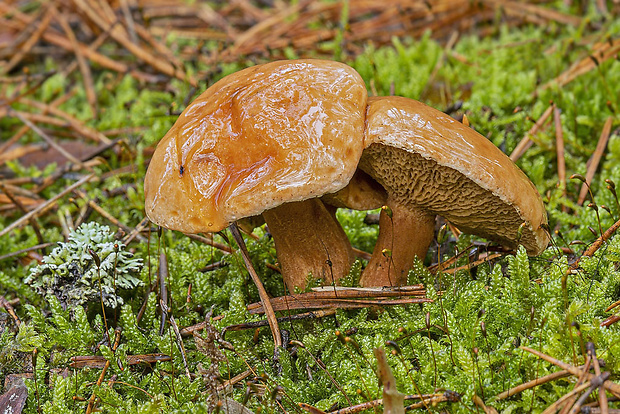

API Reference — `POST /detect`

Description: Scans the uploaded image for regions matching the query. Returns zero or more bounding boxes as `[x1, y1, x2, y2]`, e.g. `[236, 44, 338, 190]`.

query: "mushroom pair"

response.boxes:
[144, 59, 549, 290]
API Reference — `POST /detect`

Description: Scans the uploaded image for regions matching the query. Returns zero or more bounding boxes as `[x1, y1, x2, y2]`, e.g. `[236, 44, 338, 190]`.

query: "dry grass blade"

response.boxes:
[520, 346, 620, 398]
[71, 0, 197, 86]
[74, 190, 147, 242]
[185, 233, 233, 254]
[85, 328, 121, 414]
[51, 4, 98, 116]
[577, 116, 614, 205]
[539, 38, 620, 92]
[0, 182, 45, 248]
[601, 314, 620, 328]
[541, 380, 595, 414]
[122, 216, 150, 245]
[588, 343, 609, 414]
[567, 372, 610, 414]
[0, 2, 129, 76]
[229, 223, 282, 349]
[220, 309, 337, 336]
[554, 106, 567, 194]
[567, 216, 620, 274]
[308, 394, 448, 414]
[434, 252, 504, 275]
[0, 91, 76, 155]
[557, 351, 592, 414]
[606, 300, 620, 312]
[299, 403, 328, 414]
[160, 301, 191, 379]
[0, 173, 96, 238]
[482, 0, 582, 27]
[510, 103, 554, 161]
[0, 296, 21, 326]
[374, 348, 405, 414]
[0, 243, 54, 262]
[1, 4, 53, 75]
[181, 309, 336, 336]
[495, 365, 594, 400]
[9, 110, 83, 167]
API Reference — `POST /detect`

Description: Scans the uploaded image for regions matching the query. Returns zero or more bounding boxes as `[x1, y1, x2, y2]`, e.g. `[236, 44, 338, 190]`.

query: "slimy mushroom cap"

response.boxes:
[144, 59, 368, 233]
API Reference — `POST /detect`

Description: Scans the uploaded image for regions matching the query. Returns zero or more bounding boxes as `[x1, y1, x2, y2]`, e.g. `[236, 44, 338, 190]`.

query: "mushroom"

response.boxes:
[356, 96, 549, 287]
[144, 59, 368, 291]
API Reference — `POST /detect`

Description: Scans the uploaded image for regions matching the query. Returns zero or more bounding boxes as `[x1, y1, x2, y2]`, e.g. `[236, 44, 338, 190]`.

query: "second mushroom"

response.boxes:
[354, 96, 550, 286]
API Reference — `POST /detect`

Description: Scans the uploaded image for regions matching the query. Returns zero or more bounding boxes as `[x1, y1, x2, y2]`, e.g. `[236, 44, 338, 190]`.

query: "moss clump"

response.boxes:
[25, 223, 143, 310]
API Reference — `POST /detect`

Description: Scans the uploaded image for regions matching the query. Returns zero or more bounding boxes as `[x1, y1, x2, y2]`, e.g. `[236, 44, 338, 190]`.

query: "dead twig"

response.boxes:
[85, 328, 121, 414]
[554, 106, 567, 196]
[495, 363, 595, 400]
[588, 343, 609, 414]
[160, 300, 191, 379]
[0, 174, 96, 238]
[510, 103, 555, 162]
[246, 286, 429, 314]
[520, 346, 620, 399]
[1, 4, 53, 75]
[577, 117, 614, 205]
[229, 223, 282, 349]
[219, 309, 336, 338]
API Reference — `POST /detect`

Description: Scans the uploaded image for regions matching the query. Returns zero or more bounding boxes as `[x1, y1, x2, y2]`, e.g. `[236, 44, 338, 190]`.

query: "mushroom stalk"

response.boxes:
[262, 198, 354, 291]
[360, 198, 435, 287]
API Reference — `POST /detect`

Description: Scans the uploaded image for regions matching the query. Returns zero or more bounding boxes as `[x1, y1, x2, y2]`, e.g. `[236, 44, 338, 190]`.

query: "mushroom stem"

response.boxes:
[262, 198, 354, 291]
[360, 199, 435, 287]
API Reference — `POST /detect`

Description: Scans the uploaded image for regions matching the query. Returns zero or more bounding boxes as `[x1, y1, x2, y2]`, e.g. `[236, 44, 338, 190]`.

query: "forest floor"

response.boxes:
[1, 1, 620, 413]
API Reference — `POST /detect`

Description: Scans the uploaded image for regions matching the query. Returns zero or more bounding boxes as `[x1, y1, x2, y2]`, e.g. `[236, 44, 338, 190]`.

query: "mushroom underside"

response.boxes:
[360, 145, 542, 249]
[356, 144, 545, 286]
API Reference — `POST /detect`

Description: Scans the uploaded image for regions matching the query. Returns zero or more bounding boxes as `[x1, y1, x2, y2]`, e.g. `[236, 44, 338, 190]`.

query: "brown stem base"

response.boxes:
[262, 199, 354, 291]
[360, 200, 435, 287]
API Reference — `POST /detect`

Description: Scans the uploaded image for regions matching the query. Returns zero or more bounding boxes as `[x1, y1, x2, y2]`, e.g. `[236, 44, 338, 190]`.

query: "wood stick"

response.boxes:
[577, 117, 614, 205]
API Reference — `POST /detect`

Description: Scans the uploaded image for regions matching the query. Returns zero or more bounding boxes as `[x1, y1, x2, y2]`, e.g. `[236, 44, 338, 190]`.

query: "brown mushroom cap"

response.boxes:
[361, 96, 549, 255]
[144, 59, 367, 233]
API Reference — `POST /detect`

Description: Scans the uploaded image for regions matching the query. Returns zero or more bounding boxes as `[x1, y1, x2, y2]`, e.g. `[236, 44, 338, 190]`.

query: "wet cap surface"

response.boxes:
[145, 59, 368, 233]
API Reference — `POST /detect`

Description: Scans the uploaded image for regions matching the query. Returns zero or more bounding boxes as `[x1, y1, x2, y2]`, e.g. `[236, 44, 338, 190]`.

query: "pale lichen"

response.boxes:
[25, 222, 143, 309]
